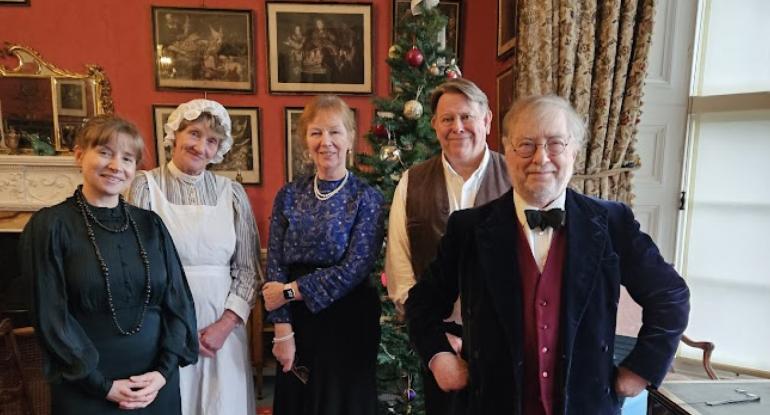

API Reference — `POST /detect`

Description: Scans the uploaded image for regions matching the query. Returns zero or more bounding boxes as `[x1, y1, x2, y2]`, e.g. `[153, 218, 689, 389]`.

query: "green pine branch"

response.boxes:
[353, 3, 457, 415]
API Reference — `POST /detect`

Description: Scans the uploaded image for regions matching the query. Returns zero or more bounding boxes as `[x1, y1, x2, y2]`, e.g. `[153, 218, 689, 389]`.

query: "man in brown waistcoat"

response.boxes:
[385, 78, 511, 414]
[405, 95, 690, 414]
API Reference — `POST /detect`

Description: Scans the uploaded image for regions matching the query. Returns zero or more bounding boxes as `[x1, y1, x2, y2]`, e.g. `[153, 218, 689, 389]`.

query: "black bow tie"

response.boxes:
[524, 208, 566, 230]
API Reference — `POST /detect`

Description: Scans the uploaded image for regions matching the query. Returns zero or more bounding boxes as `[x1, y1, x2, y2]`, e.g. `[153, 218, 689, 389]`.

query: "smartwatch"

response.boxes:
[283, 284, 295, 301]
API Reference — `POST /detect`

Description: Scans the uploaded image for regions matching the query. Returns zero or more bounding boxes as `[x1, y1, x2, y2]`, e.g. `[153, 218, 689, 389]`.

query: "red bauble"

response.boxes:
[405, 46, 424, 67]
[446, 69, 459, 79]
[372, 124, 388, 137]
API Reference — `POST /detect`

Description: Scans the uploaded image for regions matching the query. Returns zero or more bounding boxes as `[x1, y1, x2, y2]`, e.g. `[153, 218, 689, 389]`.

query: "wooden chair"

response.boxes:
[0, 318, 35, 415]
[249, 294, 267, 400]
[676, 334, 718, 380]
[248, 249, 272, 400]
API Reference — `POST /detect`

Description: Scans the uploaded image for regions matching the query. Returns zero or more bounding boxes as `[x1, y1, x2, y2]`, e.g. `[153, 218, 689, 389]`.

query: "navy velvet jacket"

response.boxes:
[406, 189, 690, 415]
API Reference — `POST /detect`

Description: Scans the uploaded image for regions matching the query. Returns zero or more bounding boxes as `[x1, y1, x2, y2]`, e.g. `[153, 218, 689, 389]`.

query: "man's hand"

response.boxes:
[116, 371, 166, 410]
[428, 352, 468, 392]
[615, 366, 649, 398]
[198, 310, 241, 357]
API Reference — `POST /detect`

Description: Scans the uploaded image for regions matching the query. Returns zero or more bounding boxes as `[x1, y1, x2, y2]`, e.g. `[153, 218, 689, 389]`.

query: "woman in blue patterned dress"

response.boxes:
[262, 95, 385, 415]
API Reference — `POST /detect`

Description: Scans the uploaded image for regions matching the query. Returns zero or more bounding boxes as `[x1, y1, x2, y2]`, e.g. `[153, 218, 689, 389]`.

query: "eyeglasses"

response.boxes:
[437, 113, 480, 128]
[511, 138, 569, 158]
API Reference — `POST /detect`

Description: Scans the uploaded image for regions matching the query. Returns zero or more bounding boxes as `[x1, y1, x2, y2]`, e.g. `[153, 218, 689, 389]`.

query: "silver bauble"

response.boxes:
[403, 100, 424, 119]
[380, 144, 402, 163]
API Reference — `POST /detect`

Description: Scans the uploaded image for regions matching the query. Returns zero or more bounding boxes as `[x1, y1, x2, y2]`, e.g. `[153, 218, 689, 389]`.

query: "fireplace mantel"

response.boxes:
[0, 154, 82, 213]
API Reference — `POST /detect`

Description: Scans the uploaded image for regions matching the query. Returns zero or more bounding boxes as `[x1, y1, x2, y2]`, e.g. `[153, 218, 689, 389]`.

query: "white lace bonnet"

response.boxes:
[163, 99, 233, 164]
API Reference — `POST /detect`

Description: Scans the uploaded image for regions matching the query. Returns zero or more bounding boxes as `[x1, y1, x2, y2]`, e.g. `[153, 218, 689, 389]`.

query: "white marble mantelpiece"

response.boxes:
[0, 154, 82, 212]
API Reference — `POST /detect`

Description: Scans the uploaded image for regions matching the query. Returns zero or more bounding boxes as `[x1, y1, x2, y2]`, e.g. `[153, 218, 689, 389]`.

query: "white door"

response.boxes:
[617, 0, 697, 336]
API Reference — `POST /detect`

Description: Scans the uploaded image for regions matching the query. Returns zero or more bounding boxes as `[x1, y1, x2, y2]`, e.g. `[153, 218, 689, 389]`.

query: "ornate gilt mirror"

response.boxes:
[0, 43, 113, 155]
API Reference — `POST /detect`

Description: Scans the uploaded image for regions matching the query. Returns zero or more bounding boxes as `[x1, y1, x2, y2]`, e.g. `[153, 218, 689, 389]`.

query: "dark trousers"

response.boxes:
[423, 365, 453, 415]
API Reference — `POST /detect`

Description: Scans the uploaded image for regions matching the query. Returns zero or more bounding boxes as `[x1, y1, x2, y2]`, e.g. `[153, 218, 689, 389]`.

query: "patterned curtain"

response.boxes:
[511, 0, 655, 204]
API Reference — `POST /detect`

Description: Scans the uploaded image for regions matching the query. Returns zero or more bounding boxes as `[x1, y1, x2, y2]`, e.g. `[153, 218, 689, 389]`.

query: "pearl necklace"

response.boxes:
[75, 188, 152, 336]
[313, 171, 349, 201]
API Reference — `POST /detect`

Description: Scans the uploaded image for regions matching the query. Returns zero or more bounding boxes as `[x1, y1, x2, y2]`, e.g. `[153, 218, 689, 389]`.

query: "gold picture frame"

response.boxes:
[266, 2, 373, 94]
[497, 0, 518, 57]
[496, 66, 515, 142]
[152, 7, 255, 92]
[56, 79, 87, 117]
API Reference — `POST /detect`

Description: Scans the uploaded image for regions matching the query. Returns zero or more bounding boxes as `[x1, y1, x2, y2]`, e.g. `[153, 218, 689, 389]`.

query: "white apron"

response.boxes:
[145, 172, 255, 415]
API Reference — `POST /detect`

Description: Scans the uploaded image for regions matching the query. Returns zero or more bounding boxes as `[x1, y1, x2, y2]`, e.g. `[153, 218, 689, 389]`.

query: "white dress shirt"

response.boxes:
[513, 190, 567, 272]
[385, 146, 491, 322]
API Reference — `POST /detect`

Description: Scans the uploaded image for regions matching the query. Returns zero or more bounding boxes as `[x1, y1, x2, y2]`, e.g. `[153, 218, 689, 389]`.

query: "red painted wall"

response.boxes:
[0, 0, 504, 241]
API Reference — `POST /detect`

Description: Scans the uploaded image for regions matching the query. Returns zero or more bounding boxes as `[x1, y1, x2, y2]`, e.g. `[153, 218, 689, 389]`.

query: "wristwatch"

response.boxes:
[283, 284, 295, 301]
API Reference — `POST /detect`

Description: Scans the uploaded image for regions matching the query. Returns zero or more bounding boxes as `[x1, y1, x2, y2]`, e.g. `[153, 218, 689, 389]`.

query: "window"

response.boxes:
[679, 0, 770, 374]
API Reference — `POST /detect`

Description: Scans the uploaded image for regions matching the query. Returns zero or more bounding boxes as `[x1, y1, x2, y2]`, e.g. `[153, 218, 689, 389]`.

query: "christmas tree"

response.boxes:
[354, 1, 461, 413]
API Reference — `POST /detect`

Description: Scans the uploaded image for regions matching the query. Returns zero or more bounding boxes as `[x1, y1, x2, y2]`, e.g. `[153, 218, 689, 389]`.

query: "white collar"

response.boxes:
[167, 160, 205, 185]
[440, 145, 490, 181]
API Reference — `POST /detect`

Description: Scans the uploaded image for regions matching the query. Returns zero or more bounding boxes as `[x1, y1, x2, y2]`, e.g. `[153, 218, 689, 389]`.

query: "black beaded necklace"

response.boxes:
[74, 187, 152, 336]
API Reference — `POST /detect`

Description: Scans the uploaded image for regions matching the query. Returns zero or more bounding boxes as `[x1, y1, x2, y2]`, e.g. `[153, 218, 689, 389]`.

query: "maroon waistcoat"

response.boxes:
[515, 223, 566, 415]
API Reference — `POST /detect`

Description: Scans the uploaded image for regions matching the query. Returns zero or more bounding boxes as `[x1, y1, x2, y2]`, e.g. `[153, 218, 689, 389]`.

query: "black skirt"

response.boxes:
[272, 266, 381, 415]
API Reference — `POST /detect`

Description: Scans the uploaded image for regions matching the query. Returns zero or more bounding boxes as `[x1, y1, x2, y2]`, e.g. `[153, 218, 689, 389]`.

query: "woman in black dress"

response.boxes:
[262, 96, 385, 415]
[20, 115, 198, 414]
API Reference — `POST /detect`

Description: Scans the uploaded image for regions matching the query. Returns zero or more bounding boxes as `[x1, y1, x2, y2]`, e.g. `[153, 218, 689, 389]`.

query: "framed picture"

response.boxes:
[393, 0, 463, 63]
[153, 105, 262, 184]
[266, 2, 373, 94]
[56, 79, 87, 117]
[496, 66, 514, 141]
[57, 120, 83, 152]
[497, 0, 517, 57]
[152, 7, 255, 92]
[0, 0, 29, 5]
[284, 107, 357, 182]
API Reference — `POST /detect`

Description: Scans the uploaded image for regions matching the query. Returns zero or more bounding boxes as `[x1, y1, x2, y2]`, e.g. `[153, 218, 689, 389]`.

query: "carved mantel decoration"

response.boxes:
[0, 43, 114, 212]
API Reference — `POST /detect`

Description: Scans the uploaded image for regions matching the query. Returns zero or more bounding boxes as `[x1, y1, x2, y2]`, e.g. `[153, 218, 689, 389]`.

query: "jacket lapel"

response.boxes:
[474, 191, 522, 357]
[561, 190, 609, 360]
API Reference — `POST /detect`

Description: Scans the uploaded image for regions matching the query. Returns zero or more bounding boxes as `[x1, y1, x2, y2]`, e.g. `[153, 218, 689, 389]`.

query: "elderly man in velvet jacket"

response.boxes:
[405, 95, 690, 415]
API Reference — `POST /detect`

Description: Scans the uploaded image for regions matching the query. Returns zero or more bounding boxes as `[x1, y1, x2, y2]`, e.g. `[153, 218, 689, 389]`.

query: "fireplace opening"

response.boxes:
[0, 231, 30, 328]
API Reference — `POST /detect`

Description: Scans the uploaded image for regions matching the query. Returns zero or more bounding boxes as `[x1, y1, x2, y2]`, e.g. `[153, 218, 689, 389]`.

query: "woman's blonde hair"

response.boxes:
[75, 114, 144, 165]
[297, 95, 356, 148]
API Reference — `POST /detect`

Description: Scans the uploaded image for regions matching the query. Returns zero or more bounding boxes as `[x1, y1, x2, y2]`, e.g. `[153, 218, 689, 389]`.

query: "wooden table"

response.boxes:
[648, 379, 770, 415]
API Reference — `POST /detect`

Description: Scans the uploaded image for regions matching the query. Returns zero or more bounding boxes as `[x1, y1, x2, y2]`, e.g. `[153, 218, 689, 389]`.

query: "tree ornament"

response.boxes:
[403, 100, 424, 119]
[411, 0, 439, 15]
[405, 46, 424, 67]
[446, 58, 462, 79]
[380, 144, 402, 163]
[429, 63, 441, 76]
[404, 388, 417, 402]
[388, 44, 402, 60]
[372, 124, 388, 138]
